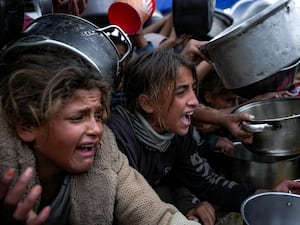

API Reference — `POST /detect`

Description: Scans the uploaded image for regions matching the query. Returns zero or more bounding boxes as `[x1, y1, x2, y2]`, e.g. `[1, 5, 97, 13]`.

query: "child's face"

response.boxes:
[205, 91, 239, 109]
[30, 89, 104, 175]
[154, 66, 199, 135]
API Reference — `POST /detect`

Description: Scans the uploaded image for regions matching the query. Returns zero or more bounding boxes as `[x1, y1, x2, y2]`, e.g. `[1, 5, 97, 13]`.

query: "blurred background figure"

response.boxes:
[0, 0, 24, 49]
[1, 0, 89, 49]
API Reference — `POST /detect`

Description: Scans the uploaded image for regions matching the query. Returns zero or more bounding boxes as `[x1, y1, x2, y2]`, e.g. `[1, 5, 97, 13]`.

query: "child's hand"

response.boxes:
[215, 137, 234, 155]
[0, 168, 50, 224]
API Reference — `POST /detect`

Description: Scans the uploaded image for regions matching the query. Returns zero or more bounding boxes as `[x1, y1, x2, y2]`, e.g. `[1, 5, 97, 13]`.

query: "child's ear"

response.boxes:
[138, 94, 154, 113]
[204, 92, 212, 104]
[15, 119, 35, 142]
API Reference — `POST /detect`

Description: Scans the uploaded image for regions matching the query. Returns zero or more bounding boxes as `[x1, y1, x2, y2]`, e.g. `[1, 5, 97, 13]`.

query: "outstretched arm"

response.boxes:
[192, 104, 254, 143]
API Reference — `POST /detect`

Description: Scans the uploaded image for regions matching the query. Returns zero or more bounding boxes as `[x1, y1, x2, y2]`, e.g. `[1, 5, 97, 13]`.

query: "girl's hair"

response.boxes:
[0, 47, 112, 128]
[123, 49, 197, 124]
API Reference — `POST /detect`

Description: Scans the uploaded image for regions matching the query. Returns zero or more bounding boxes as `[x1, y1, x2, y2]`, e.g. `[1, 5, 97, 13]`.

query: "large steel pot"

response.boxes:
[221, 142, 300, 189]
[200, 0, 300, 97]
[233, 97, 300, 156]
[241, 192, 300, 225]
[0, 13, 132, 82]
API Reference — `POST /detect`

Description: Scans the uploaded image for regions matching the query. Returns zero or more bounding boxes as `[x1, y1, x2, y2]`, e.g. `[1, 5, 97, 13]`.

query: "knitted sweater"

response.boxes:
[0, 115, 200, 225]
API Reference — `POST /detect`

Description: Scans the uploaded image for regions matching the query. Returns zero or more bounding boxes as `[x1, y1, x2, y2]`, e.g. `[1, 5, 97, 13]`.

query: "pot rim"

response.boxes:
[24, 13, 132, 63]
[241, 191, 300, 225]
[1, 13, 132, 81]
[233, 97, 300, 122]
[1, 36, 104, 77]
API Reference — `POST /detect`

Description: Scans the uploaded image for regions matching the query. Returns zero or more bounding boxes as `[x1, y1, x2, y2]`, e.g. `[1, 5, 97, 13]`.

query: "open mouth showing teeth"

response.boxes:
[78, 144, 93, 151]
[180, 112, 193, 125]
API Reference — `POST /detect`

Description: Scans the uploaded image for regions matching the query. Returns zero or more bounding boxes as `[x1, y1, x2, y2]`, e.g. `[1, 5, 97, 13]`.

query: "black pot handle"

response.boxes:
[97, 25, 132, 63]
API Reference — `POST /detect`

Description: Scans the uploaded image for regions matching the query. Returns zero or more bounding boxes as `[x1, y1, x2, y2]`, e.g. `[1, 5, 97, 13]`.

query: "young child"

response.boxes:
[0, 43, 201, 225]
[197, 70, 240, 156]
[107, 49, 300, 224]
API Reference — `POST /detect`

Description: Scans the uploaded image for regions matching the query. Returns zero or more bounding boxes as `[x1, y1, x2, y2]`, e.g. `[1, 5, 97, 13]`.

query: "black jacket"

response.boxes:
[107, 107, 256, 211]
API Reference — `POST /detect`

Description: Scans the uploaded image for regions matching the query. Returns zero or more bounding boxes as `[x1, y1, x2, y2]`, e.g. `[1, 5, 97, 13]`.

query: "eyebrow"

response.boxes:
[176, 81, 197, 89]
[176, 83, 189, 89]
[76, 104, 102, 113]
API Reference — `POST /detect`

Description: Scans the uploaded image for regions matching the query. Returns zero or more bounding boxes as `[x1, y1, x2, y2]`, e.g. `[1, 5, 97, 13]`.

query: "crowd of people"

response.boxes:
[1, 1, 300, 225]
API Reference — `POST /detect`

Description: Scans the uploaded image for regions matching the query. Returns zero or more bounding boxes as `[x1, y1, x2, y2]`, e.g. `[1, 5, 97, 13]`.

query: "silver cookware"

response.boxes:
[1, 13, 132, 82]
[200, 0, 300, 98]
[233, 97, 300, 156]
[221, 142, 300, 189]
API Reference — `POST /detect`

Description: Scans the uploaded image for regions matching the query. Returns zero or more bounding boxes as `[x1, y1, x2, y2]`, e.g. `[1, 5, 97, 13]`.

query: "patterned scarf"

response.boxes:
[115, 106, 174, 152]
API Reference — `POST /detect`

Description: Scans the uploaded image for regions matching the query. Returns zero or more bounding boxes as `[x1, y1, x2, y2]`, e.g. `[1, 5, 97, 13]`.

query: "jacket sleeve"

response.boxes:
[173, 129, 256, 211]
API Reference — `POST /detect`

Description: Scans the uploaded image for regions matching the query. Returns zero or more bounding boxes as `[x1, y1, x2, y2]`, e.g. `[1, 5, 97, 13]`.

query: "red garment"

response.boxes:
[23, 14, 34, 30]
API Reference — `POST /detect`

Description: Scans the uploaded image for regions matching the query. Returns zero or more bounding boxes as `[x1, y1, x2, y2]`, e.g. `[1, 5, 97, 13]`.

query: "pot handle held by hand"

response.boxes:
[242, 122, 281, 132]
[198, 44, 212, 62]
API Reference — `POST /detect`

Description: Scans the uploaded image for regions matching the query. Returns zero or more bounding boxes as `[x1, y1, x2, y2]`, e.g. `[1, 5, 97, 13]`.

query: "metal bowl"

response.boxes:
[241, 192, 300, 225]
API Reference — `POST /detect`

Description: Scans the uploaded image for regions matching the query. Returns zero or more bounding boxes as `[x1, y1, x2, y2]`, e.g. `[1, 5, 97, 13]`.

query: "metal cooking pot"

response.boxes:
[221, 142, 300, 189]
[1, 13, 132, 82]
[241, 192, 300, 225]
[200, 0, 300, 96]
[233, 97, 300, 156]
[173, 0, 215, 40]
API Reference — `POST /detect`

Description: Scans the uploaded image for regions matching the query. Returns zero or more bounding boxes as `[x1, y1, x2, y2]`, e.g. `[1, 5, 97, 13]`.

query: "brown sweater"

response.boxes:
[0, 115, 200, 225]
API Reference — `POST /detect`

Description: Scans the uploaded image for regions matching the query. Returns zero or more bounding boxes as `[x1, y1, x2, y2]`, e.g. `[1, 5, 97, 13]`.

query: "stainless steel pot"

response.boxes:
[233, 97, 300, 156]
[241, 192, 300, 225]
[1, 13, 132, 82]
[221, 142, 300, 189]
[200, 0, 300, 96]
